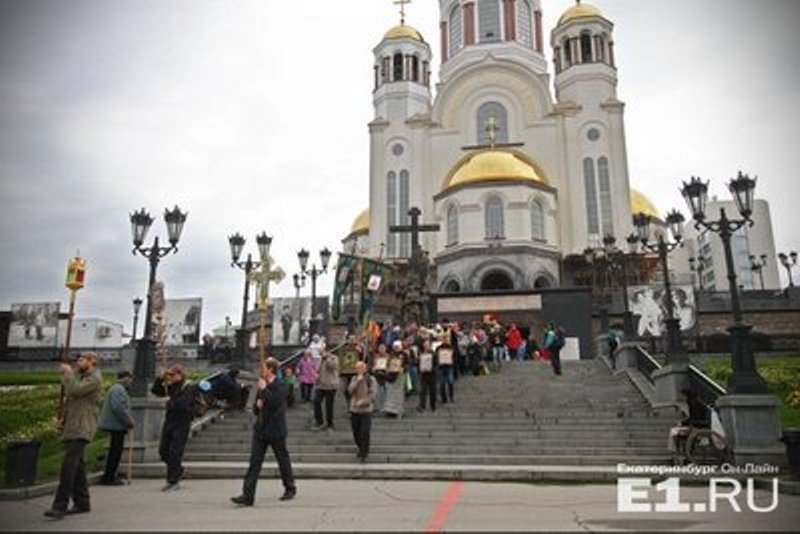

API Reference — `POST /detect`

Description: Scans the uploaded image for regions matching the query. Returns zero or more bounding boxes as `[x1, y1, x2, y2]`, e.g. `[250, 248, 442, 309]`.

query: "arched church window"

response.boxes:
[443, 279, 461, 293]
[531, 199, 545, 241]
[563, 37, 572, 67]
[534, 275, 552, 289]
[478, 0, 501, 43]
[516, 0, 533, 48]
[393, 53, 404, 81]
[580, 32, 593, 63]
[399, 170, 411, 257]
[447, 204, 459, 246]
[477, 102, 509, 145]
[411, 56, 419, 82]
[485, 195, 505, 239]
[386, 171, 397, 257]
[583, 158, 600, 235]
[481, 270, 514, 291]
[598, 157, 614, 236]
[449, 4, 463, 56]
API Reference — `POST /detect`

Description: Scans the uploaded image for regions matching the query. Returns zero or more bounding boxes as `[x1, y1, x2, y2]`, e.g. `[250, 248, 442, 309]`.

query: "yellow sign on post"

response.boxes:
[65, 256, 87, 291]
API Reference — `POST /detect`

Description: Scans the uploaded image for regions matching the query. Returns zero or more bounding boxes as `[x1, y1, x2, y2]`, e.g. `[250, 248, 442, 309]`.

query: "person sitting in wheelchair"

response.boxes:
[668, 388, 710, 457]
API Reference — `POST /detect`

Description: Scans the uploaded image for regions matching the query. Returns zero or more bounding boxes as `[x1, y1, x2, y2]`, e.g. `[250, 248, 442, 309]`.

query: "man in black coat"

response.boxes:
[151, 363, 195, 492]
[231, 358, 296, 506]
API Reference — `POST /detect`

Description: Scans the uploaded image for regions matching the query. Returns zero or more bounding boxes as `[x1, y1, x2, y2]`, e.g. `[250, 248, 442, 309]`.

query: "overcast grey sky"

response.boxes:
[1, 0, 798, 336]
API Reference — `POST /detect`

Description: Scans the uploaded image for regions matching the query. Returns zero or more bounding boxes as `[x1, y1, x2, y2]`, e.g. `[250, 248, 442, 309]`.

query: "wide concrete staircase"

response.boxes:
[139, 359, 675, 481]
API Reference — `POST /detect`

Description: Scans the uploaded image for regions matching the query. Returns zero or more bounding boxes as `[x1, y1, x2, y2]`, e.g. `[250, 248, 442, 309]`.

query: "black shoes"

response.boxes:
[279, 489, 296, 501]
[43, 509, 66, 519]
[101, 479, 125, 486]
[231, 495, 254, 506]
[66, 506, 90, 515]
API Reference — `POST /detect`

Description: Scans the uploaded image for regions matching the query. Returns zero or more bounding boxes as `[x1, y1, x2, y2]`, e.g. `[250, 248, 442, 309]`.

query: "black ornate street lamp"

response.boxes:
[129, 205, 187, 396]
[632, 209, 687, 365]
[749, 254, 768, 290]
[297, 247, 332, 335]
[228, 231, 272, 368]
[681, 172, 767, 394]
[293, 272, 306, 344]
[778, 251, 798, 288]
[131, 297, 143, 343]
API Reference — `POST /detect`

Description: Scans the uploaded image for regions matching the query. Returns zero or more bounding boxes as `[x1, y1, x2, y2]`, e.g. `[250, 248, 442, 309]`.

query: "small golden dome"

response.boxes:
[443, 149, 549, 192]
[558, 2, 602, 25]
[630, 189, 660, 220]
[384, 24, 425, 42]
[350, 208, 370, 234]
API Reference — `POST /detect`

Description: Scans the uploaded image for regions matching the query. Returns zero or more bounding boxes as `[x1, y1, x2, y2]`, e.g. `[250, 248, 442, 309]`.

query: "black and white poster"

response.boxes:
[628, 285, 696, 337]
[10, 302, 61, 348]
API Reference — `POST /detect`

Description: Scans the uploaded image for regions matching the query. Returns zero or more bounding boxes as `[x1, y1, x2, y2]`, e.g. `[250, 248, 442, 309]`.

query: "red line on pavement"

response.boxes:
[425, 480, 465, 533]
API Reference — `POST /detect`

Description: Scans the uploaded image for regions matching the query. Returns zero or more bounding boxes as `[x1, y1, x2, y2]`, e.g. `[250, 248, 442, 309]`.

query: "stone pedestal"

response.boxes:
[615, 342, 643, 371]
[652, 363, 690, 406]
[716, 394, 785, 466]
[129, 397, 166, 463]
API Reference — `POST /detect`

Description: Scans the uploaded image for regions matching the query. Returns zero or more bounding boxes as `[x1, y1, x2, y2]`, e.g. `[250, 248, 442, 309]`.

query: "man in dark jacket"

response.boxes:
[44, 352, 103, 519]
[152, 363, 195, 492]
[97, 370, 134, 485]
[231, 358, 296, 506]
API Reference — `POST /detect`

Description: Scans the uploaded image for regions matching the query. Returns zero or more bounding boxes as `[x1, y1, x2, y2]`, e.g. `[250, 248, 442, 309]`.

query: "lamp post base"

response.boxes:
[652, 362, 690, 406]
[130, 338, 156, 398]
[716, 394, 785, 466]
[233, 328, 251, 370]
[129, 397, 166, 463]
[728, 323, 769, 394]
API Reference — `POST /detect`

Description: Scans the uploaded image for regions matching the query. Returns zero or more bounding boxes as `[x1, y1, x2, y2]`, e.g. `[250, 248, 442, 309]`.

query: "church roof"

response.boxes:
[558, 2, 603, 26]
[630, 189, 660, 220]
[442, 149, 550, 193]
[384, 24, 425, 42]
[350, 208, 370, 234]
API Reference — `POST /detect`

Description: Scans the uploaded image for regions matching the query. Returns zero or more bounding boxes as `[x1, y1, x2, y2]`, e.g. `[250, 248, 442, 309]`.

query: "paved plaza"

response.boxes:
[1, 478, 797, 532]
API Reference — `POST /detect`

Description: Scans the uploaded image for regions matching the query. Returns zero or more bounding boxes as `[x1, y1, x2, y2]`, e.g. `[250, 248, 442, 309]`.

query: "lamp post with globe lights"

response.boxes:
[128, 206, 187, 397]
[749, 254, 768, 290]
[228, 232, 273, 368]
[632, 209, 688, 366]
[297, 247, 332, 336]
[680, 172, 783, 466]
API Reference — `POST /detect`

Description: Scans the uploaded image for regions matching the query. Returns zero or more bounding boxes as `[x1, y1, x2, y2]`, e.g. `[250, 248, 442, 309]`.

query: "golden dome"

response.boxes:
[443, 149, 549, 191]
[384, 24, 424, 42]
[630, 189, 660, 220]
[350, 208, 370, 234]
[558, 2, 602, 25]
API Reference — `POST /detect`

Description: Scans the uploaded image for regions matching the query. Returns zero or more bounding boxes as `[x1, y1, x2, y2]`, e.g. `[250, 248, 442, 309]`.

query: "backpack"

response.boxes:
[553, 332, 566, 351]
[183, 382, 209, 418]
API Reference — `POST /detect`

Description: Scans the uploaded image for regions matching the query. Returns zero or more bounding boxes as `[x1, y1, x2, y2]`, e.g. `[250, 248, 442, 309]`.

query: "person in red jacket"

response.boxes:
[506, 323, 523, 361]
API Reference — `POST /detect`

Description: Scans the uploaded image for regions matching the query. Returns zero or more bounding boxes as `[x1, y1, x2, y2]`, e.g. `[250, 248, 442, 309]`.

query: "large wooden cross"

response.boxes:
[389, 206, 439, 257]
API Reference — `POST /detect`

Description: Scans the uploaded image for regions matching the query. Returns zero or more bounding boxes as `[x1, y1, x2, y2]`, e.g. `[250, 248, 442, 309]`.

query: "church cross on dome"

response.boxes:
[462, 116, 525, 151]
[393, 0, 411, 25]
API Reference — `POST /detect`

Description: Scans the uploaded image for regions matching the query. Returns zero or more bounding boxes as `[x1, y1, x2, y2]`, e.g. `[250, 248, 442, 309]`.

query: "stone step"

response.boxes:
[178, 453, 669, 466]
[210, 419, 667, 431]
[186, 444, 668, 456]
[130, 461, 640, 482]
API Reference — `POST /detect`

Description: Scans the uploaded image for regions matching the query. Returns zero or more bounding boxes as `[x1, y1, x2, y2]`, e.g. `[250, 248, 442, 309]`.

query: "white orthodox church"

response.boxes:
[342, 0, 661, 293]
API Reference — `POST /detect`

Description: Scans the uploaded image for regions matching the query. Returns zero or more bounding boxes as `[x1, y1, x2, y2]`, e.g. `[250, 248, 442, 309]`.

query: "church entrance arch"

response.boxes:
[480, 270, 514, 292]
[442, 279, 461, 293]
[534, 275, 552, 289]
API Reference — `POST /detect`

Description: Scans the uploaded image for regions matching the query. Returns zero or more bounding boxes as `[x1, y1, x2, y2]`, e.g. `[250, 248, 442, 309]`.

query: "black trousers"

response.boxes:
[242, 433, 295, 500]
[102, 430, 127, 482]
[418, 373, 436, 411]
[300, 383, 313, 402]
[313, 389, 336, 427]
[52, 439, 90, 512]
[551, 350, 562, 376]
[159, 421, 190, 484]
[349, 412, 372, 458]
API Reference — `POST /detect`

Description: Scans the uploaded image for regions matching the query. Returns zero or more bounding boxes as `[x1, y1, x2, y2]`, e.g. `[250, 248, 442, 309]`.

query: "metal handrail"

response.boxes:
[688, 364, 726, 408]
